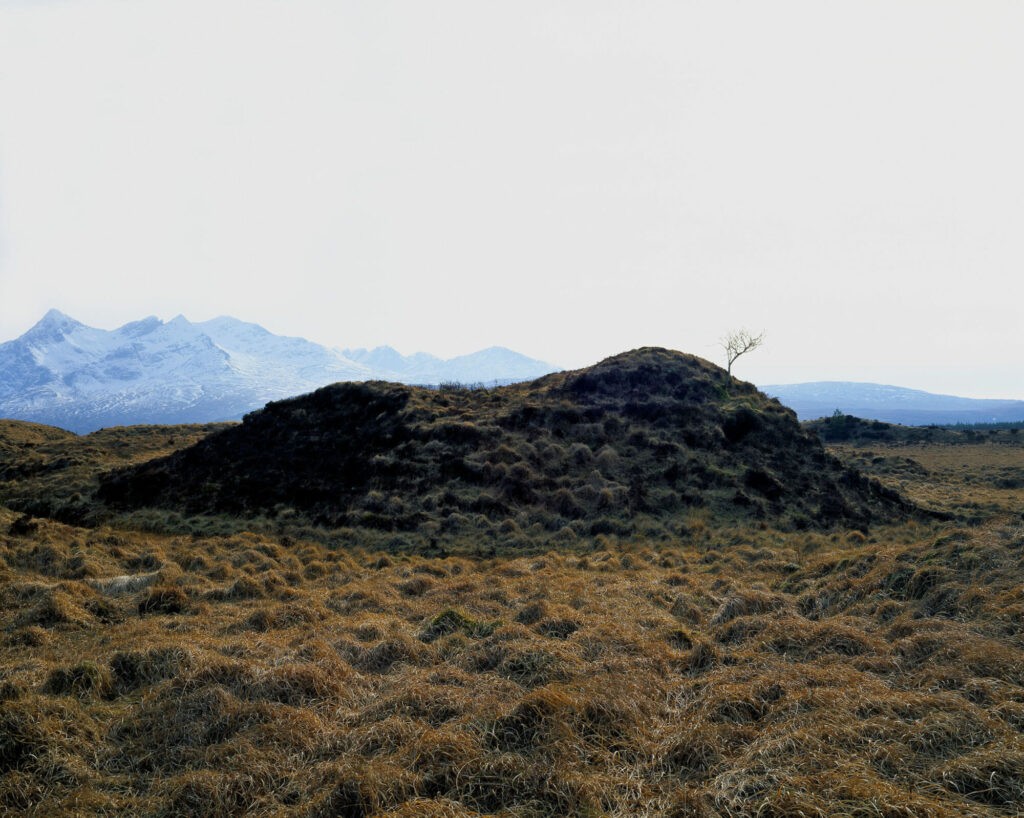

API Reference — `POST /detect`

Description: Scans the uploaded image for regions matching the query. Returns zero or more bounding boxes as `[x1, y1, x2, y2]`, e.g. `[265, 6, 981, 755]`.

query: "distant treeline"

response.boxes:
[808, 413, 1022, 445]
[939, 420, 1024, 431]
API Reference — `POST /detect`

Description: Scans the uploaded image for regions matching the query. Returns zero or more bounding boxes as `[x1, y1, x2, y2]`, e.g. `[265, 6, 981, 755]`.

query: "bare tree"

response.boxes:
[722, 329, 765, 377]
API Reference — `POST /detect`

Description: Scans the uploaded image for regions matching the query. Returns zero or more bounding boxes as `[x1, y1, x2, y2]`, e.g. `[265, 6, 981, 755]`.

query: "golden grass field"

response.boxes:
[1, 425, 1023, 817]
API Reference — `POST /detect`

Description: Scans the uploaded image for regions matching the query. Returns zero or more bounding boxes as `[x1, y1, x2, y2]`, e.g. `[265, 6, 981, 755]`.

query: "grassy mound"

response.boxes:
[97, 348, 917, 542]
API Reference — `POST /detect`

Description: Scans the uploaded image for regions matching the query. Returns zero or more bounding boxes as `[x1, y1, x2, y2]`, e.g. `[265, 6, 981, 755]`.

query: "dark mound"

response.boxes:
[98, 348, 915, 537]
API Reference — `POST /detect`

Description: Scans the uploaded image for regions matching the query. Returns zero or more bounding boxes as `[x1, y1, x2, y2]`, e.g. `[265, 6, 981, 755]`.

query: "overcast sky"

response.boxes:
[1, 1, 1021, 397]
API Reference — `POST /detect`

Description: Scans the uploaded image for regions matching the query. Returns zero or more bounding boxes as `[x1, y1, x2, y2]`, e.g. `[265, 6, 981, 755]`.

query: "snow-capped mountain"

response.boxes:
[763, 381, 1024, 425]
[0, 310, 558, 433]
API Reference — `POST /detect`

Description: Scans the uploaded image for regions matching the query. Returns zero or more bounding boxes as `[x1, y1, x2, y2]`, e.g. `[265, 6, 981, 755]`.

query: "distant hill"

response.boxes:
[763, 381, 1024, 426]
[98, 348, 919, 541]
[0, 310, 557, 432]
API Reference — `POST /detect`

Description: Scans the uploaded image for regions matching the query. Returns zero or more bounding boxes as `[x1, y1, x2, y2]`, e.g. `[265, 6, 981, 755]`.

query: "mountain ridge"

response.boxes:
[0, 311, 558, 433]
[763, 381, 1024, 425]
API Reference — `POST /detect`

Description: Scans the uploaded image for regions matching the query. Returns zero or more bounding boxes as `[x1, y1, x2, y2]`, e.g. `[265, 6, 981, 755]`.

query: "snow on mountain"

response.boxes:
[196, 316, 369, 398]
[0, 312, 559, 432]
[763, 381, 1024, 425]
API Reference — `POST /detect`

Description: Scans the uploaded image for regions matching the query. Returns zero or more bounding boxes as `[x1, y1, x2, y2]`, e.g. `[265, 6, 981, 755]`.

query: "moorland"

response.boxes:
[1, 348, 1022, 817]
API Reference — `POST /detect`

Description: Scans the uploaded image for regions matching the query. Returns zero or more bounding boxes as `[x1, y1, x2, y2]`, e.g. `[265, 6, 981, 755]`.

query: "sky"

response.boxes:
[0, 1, 1022, 398]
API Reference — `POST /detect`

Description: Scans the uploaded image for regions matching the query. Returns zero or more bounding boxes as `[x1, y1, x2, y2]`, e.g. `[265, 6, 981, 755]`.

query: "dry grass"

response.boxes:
[830, 441, 1024, 520]
[2, 498, 1024, 816]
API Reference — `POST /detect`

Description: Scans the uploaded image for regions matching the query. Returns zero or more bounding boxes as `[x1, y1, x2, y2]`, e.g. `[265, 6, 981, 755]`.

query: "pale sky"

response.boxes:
[1, 1, 1022, 397]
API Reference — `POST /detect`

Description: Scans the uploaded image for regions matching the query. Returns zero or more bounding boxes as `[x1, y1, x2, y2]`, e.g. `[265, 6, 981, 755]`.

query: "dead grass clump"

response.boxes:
[353, 635, 431, 674]
[346, 716, 424, 759]
[903, 707, 997, 758]
[681, 639, 719, 675]
[373, 797, 483, 817]
[659, 722, 724, 779]
[494, 646, 572, 688]
[411, 733, 493, 796]
[398, 576, 435, 597]
[304, 559, 333, 579]
[110, 646, 194, 692]
[665, 626, 695, 650]
[152, 769, 263, 818]
[0, 694, 101, 778]
[6, 624, 50, 647]
[419, 609, 499, 642]
[536, 617, 580, 639]
[487, 687, 577, 753]
[242, 601, 327, 632]
[0, 679, 25, 701]
[302, 759, 420, 818]
[13, 584, 96, 628]
[715, 614, 768, 645]
[138, 584, 190, 615]
[514, 599, 549, 625]
[706, 691, 769, 725]
[246, 662, 347, 706]
[905, 565, 955, 600]
[180, 552, 211, 572]
[710, 588, 787, 625]
[364, 684, 466, 727]
[42, 660, 114, 699]
[765, 618, 880, 659]
[8, 513, 39, 537]
[327, 585, 392, 614]
[216, 571, 279, 600]
[108, 684, 266, 773]
[0, 769, 41, 814]
[7, 540, 107, 577]
[936, 748, 1024, 807]
[448, 753, 601, 816]
[123, 549, 166, 572]
[992, 701, 1024, 731]
[670, 594, 704, 625]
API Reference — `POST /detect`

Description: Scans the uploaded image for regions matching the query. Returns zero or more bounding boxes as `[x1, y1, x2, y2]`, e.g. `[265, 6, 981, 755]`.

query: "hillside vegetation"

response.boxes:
[0, 420, 232, 524]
